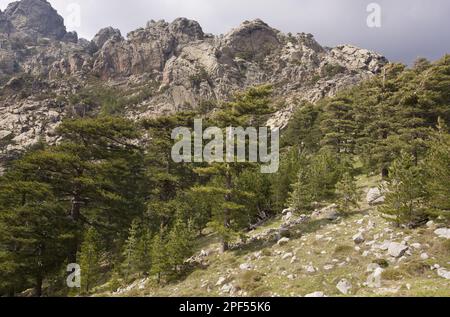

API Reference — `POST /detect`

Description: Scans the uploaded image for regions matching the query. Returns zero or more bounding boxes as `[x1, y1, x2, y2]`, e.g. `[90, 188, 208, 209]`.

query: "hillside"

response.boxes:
[100, 175, 450, 297]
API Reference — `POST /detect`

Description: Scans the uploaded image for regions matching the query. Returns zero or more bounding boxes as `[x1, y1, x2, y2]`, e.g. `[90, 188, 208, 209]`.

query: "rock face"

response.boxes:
[0, 0, 388, 165]
[4, 0, 67, 40]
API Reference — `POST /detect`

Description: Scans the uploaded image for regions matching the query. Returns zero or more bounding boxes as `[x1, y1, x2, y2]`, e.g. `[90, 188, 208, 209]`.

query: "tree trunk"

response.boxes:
[222, 169, 232, 253]
[381, 167, 389, 179]
[69, 193, 82, 263]
[34, 274, 43, 297]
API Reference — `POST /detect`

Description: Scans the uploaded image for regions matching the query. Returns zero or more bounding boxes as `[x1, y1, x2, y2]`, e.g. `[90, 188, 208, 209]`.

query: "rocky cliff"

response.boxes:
[0, 0, 388, 165]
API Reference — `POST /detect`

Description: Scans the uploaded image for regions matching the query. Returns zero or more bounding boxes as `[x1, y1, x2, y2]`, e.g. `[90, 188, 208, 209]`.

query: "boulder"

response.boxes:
[216, 277, 226, 286]
[437, 268, 450, 280]
[387, 242, 409, 258]
[434, 228, 450, 239]
[277, 237, 290, 246]
[366, 267, 384, 288]
[366, 187, 385, 205]
[336, 279, 352, 295]
[312, 204, 339, 221]
[353, 232, 365, 245]
[239, 263, 253, 271]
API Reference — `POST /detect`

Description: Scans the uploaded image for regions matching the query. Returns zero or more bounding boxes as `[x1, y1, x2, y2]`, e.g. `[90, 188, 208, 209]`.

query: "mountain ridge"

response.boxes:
[0, 0, 387, 164]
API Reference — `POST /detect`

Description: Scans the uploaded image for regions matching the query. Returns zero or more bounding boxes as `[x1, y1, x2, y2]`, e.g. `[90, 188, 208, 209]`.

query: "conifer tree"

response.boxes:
[166, 218, 195, 277]
[424, 119, 450, 219]
[78, 227, 102, 294]
[0, 181, 69, 297]
[336, 172, 361, 213]
[122, 219, 141, 280]
[150, 230, 169, 284]
[320, 96, 357, 154]
[380, 152, 427, 226]
[194, 85, 274, 252]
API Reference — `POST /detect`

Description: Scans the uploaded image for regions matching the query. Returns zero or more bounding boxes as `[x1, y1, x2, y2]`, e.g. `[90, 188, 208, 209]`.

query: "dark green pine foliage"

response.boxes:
[77, 227, 103, 294]
[320, 96, 357, 154]
[425, 119, 450, 219]
[166, 217, 195, 278]
[0, 181, 69, 297]
[194, 85, 275, 252]
[336, 172, 361, 214]
[380, 152, 428, 227]
[10, 117, 146, 262]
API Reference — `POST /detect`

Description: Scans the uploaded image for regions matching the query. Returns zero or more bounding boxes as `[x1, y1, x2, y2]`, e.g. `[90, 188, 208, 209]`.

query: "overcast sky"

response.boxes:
[1, 0, 449, 64]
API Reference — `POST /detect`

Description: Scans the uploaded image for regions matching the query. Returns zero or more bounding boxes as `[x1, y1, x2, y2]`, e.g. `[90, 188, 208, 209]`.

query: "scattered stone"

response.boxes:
[366, 187, 385, 205]
[287, 274, 296, 280]
[216, 277, 226, 286]
[305, 291, 326, 297]
[388, 242, 409, 258]
[290, 256, 297, 264]
[221, 283, 234, 294]
[311, 204, 338, 221]
[437, 268, 450, 280]
[367, 263, 381, 272]
[336, 279, 352, 295]
[239, 263, 253, 271]
[366, 268, 384, 288]
[323, 264, 334, 271]
[277, 237, 290, 246]
[282, 212, 293, 223]
[305, 265, 316, 273]
[434, 228, 450, 239]
[282, 208, 293, 215]
[282, 252, 294, 260]
[353, 232, 365, 245]
[420, 253, 429, 260]
[411, 243, 422, 249]
[426, 221, 434, 228]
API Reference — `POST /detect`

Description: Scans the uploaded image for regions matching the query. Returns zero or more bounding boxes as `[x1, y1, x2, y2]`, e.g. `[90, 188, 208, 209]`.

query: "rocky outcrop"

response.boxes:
[0, 0, 389, 163]
[4, 0, 66, 40]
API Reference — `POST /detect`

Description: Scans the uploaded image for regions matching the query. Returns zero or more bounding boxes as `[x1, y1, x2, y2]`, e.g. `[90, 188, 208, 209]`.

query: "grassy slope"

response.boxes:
[101, 176, 450, 297]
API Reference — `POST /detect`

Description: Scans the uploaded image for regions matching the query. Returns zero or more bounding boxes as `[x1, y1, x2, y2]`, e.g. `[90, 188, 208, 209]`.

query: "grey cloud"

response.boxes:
[1, 0, 449, 64]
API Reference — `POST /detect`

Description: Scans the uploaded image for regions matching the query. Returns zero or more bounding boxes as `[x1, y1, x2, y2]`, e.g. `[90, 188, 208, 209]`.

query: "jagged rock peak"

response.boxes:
[92, 27, 123, 50]
[4, 0, 66, 39]
[168, 17, 204, 41]
[222, 18, 281, 59]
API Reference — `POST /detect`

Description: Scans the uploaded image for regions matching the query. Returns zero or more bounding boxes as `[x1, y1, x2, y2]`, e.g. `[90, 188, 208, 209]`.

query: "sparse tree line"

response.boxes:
[0, 56, 449, 296]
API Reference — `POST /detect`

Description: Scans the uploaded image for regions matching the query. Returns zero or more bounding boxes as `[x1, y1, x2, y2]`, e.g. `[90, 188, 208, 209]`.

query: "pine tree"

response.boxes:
[289, 167, 314, 212]
[122, 219, 141, 280]
[150, 230, 169, 284]
[166, 218, 195, 277]
[194, 85, 275, 252]
[12, 116, 146, 263]
[271, 147, 301, 211]
[78, 228, 102, 294]
[0, 180, 69, 297]
[320, 96, 357, 154]
[424, 119, 450, 219]
[336, 172, 361, 213]
[380, 152, 427, 226]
